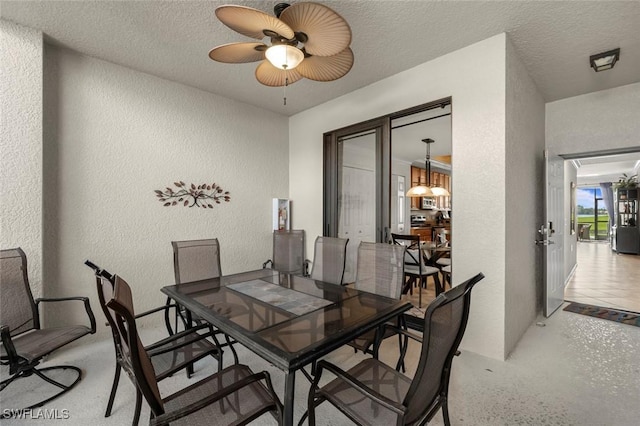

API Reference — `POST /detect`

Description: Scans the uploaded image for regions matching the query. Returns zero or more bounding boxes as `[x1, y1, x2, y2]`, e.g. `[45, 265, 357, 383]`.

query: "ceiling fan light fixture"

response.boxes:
[265, 44, 304, 70]
[589, 48, 620, 72]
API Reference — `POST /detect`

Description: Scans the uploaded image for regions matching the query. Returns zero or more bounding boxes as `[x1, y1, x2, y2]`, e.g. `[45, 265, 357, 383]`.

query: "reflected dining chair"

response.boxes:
[263, 229, 308, 276]
[1, 248, 96, 415]
[349, 242, 406, 361]
[168, 238, 241, 364]
[308, 272, 485, 426]
[85, 260, 223, 425]
[310, 236, 349, 285]
[106, 274, 283, 426]
[391, 233, 442, 305]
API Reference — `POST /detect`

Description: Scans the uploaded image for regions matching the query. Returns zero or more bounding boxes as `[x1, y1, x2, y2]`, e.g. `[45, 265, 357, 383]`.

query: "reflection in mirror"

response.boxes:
[391, 101, 452, 323]
[338, 130, 377, 283]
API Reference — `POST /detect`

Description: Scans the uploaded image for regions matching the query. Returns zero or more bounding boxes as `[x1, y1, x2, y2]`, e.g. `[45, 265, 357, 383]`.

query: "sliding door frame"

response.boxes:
[323, 97, 452, 242]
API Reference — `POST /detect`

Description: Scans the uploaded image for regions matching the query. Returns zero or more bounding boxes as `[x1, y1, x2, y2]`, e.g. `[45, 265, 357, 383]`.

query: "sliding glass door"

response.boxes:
[324, 118, 390, 283]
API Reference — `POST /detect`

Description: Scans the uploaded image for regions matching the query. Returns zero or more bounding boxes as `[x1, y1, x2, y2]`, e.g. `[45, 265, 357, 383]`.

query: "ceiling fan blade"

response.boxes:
[215, 5, 294, 40]
[255, 61, 303, 87]
[296, 48, 354, 82]
[209, 42, 266, 63]
[279, 2, 351, 57]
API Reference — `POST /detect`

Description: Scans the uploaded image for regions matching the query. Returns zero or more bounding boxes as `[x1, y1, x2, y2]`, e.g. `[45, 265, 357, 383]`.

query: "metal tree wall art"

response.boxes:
[155, 181, 231, 208]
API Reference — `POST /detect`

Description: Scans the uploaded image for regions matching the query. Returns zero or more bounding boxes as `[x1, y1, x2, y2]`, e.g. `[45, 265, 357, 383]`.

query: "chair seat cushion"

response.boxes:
[1, 326, 92, 362]
[162, 364, 276, 425]
[320, 358, 410, 424]
[404, 265, 439, 276]
[442, 265, 451, 273]
[436, 258, 451, 266]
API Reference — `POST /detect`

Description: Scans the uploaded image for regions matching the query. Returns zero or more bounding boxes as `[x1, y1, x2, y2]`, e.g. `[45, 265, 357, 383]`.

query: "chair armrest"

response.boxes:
[35, 297, 96, 334]
[314, 360, 405, 415]
[384, 324, 423, 344]
[145, 324, 214, 354]
[134, 303, 180, 319]
[151, 370, 281, 426]
[262, 259, 273, 269]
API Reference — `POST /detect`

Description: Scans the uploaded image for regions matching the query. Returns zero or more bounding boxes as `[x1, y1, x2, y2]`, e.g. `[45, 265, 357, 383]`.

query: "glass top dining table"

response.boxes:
[161, 268, 412, 426]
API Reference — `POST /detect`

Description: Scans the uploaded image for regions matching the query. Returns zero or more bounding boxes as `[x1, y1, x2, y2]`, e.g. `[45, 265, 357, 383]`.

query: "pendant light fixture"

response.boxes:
[406, 138, 450, 198]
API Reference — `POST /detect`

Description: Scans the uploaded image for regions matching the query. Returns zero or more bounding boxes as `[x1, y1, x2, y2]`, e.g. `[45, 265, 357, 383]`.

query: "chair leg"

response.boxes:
[0, 365, 82, 418]
[132, 389, 142, 426]
[441, 396, 451, 426]
[105, 363, 122, 417]
[433, 273, 443, 296]
[224, 334, 239, 365]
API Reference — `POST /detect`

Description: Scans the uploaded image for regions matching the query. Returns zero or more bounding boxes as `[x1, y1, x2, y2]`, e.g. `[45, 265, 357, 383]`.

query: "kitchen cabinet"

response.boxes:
[613, 188, 639, 254]
[409, 166, 451, 210]
[410, 224, 451, 242]
[410, 227, 433, 241]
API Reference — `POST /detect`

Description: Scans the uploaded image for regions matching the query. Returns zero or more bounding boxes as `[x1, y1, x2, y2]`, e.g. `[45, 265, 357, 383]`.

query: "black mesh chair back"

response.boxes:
[172, 239, 222, 284]
[310, 236, 349, 285]
[108, 276, 165, 415]
[169, 239, 240, 363]
[107, 275, 283, 425]
[354, 242, 405, 299]
[403, 272, 485, 424]
[0, 248, 95, 416]
[348, 242, 405, 358]
[265, 229, 306, 275]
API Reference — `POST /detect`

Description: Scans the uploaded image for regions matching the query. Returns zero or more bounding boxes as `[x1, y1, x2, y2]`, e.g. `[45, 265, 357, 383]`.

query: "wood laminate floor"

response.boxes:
[565, 241, 640, 313]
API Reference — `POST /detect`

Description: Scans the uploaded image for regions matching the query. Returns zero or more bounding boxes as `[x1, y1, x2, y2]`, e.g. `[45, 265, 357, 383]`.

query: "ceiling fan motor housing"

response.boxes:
[274, 3, 291, 18]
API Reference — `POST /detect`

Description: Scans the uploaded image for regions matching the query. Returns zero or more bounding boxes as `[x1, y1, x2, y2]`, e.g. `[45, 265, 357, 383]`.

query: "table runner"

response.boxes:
[227, 280, 333, 316]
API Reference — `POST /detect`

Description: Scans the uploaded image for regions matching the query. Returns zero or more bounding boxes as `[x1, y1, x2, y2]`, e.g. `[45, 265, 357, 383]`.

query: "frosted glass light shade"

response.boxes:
[406, 185, 434, 198]
[430, 187, 450, 196]
[265, 45, 304, 70]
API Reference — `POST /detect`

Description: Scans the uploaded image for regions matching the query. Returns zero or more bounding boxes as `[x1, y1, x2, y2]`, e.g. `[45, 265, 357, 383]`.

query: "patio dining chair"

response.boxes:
[167, 238, 241, 364]
[309, 236, 349, 285]
[307, 272, 485, 426]
[263, 229, 309, 276]
[391, 233, 442, 302]
[85, 260, 223, 425]
[106, 274, 283, 426]
[1, 248, 96, 416]
[349, 242, 406, 363]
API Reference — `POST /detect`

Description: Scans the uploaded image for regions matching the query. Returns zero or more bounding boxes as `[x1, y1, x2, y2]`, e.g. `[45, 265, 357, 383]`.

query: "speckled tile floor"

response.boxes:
[3, 304, 639, 425]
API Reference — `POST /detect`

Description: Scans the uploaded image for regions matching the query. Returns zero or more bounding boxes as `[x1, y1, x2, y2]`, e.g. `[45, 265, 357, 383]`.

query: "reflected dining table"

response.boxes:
[161, 268, 412, 426]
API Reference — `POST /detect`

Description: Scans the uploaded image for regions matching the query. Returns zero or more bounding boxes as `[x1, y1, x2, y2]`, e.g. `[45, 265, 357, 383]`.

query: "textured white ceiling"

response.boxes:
[2, 1, 639, 117]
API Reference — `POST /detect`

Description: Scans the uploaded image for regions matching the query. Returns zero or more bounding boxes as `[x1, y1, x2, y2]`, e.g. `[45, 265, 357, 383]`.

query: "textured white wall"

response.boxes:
[42, 46, 289, 334]
[0, 20, 43, 297]
[546, 82, 640, 156]
[504, 38, 546, 357]
[290, 34, 508, 359]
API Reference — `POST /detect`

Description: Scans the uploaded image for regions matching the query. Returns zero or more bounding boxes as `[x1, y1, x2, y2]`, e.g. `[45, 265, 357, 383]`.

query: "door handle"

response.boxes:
[534, 240, 554, 246]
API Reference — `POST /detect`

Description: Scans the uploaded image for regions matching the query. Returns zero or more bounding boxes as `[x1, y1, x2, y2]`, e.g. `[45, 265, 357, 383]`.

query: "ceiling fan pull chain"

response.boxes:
[283, 68, 288, 105]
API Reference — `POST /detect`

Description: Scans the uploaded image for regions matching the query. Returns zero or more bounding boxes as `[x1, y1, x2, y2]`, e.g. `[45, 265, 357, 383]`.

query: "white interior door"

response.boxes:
[339, 134, 377, 283]
[543, 152, 565, 317]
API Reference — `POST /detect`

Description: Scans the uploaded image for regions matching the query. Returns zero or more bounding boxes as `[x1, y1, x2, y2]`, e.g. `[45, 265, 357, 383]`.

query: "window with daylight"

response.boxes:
[576, 186, 609, 240]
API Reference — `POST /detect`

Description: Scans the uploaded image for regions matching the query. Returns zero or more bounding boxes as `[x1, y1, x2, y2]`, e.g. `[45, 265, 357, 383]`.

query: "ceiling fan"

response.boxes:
[208, 2, 353, 89]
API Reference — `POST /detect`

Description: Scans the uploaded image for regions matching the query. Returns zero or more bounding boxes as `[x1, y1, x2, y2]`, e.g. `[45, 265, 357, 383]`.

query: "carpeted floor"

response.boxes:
[563, 301, 640, 327]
